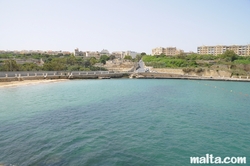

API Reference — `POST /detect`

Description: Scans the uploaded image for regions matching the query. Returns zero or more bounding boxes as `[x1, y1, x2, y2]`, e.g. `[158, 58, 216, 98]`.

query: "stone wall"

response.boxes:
[151, 68, 232, 77]
[104, 61, 136, 72]
[184, 69, 231, 77]
[151, 68, 184, 75]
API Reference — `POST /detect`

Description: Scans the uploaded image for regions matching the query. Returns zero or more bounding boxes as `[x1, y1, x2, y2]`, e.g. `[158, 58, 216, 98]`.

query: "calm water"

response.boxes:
[0, 79, 249, 166]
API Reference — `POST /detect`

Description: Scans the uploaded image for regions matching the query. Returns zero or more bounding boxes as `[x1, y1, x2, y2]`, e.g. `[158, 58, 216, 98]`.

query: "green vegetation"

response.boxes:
[134, 54, 145, 62]
[0, 52, 71, 60]
[0, 53, 107, 71]
[2, 59, 20, 71]
[141, 50, 250, 76]
[1, 50, 250, 75]
[234, 60, 250, 64]
[142, 50, 250, 69]
[124, 55, 133, 61]
[99, 55, 110, 64]
[143, 55, 198, 68]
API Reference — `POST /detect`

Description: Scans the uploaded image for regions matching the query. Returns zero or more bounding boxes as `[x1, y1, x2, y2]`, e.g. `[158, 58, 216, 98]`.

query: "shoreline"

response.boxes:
[0, 75, 250, 88]
[0, 79, 68, 88]
[137, 76, 250, 82]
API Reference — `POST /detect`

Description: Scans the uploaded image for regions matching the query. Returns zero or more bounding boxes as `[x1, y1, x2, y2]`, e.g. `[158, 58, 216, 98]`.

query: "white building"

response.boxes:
[125, 51, 140, 59]
[86, 51, 100, 58]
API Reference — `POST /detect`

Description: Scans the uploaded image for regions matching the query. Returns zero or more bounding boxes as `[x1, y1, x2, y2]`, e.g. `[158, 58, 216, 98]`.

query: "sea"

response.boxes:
[0, 79, 249, 166]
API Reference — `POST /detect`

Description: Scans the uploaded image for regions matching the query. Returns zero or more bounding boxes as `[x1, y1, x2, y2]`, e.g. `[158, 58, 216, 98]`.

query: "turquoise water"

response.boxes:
[0, 79, 249, 166]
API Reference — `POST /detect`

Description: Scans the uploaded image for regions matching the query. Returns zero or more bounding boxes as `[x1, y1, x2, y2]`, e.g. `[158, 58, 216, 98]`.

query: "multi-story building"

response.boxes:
[152, 47, 184, 56]
[86, 51, 100, 58]
[111, 51, 126, 59]
[74, 48, 80, 56]
[110, 51, 140, 59]
[74, 48, 86, 57]
[197, 45, 250, 56]
[125, 51, 140, 59]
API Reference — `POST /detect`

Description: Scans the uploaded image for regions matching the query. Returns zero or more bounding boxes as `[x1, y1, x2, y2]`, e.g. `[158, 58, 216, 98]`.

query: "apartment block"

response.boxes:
[152, 47, 183, 56]
[197, 45, 250, 56]
[111, 51, 126, 59]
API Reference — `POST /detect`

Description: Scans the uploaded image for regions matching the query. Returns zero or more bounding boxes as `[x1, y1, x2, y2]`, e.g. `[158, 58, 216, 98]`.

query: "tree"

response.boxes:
[109, 55, 116, 60]
[3, 59, 20, 71]
[83, 60, 91, 67]
[89, 57, 97, 65]
[21, 63, 41, 71]
[42, 58, 66, 71]
[219, 50, 239, 62]
[100, 55, 109, 64]
[176, 52, 186, 59]
[66, 56, 76, 65]
[135, 54, 146, 62]
[124, 55, 132, 61]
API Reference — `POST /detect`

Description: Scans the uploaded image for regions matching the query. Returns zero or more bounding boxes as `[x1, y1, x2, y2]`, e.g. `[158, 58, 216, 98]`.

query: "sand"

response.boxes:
[0, 79, 68, 88]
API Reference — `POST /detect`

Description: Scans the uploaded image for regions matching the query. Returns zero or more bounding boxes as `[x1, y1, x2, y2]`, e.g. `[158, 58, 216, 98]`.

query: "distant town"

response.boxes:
[1, 44, 250, 58]
[1, 44, 250, 78]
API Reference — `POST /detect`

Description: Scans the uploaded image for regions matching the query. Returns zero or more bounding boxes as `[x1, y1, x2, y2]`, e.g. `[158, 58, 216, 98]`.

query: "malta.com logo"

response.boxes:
[190, 154, 246, 164]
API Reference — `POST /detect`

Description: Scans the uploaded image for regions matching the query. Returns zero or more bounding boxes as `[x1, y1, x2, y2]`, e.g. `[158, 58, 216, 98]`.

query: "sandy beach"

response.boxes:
[0, 79, 68, 88]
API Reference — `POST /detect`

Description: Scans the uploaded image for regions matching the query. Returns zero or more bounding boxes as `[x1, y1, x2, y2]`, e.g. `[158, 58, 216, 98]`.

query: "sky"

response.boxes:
[1, 0, 250, 54]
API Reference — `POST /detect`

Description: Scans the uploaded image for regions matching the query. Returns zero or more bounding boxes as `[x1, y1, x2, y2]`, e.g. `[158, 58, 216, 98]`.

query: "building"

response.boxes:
[111, 51, 126, 59]
[197, 45, 250, 56]
[152, 47, 184, 56]
[86, 51, 100, 58]
[99, 49, 110, 56]
[74, 48, 86, 57]
[110, 51, 140, 59]
[74, 48, 80, 56]
[125, 51, 140, 59]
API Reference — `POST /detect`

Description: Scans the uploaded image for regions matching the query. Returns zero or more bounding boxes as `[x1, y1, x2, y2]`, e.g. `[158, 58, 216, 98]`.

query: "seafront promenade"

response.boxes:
[0, 71, 130, 82]
[1, 71, 250, 83]
[137, 72, 250, 82]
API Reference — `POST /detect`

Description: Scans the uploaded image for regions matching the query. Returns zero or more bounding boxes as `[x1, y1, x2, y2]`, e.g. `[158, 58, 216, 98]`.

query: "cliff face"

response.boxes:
[104, 61, 136, 72]
[186, 69, 231, 77]
[151, 68, 232, 78]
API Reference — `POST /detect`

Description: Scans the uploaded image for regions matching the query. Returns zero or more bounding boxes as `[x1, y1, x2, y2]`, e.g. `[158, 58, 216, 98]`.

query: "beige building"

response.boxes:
[111, 51, 126, 59]
[197, 45, 250, 56]
[152, 47, 184, 56]
[86, 51, 100, 58]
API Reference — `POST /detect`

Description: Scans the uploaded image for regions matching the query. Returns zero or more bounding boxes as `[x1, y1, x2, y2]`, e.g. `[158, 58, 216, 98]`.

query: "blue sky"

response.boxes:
[1, 0, 250, 54]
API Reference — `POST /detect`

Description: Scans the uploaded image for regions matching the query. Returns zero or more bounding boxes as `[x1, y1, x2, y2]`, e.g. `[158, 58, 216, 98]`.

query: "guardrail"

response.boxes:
[0, 71, 133, 78]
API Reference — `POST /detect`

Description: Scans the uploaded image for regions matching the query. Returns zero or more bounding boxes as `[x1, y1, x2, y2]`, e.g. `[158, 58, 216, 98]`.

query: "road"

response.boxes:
[136, 60, 146, 73]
